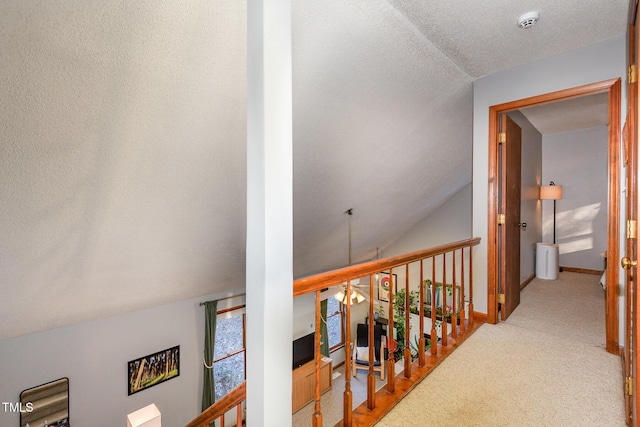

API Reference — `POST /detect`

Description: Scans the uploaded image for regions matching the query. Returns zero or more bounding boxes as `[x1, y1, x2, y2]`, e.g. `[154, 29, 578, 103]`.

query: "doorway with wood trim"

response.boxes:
[487, 78, 622, 354]
[624, 0, 639, 422]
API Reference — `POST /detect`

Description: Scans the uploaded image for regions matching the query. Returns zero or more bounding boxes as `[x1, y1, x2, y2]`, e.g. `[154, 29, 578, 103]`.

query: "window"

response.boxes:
[326, 297, 344, 350]
[213, 307, 245, 401]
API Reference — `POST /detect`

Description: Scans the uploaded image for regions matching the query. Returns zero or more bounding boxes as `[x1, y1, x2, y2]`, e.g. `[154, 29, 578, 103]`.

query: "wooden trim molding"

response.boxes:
[606, 79, 621, 354]
[520, 273, 535, 291]
[472, 312, 488, 323]
[560, 267, 605, 276]
[487, 78, 621, 353]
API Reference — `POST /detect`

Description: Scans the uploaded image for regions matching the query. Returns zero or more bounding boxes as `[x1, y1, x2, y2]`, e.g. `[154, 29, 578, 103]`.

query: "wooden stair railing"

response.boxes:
[185, 382, 246, 427]
[293, 237, 481, 427]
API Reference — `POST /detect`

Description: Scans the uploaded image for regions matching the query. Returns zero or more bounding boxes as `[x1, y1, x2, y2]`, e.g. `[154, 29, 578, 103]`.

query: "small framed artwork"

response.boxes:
[21, 377, 69, 427]
[377, 272, 397, 302]
[128, 345, 180, 396]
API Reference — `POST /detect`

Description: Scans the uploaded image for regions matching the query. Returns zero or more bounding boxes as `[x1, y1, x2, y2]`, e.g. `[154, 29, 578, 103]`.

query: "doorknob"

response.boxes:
[621, 257, 638, 270]
[518, 222, 527, 229]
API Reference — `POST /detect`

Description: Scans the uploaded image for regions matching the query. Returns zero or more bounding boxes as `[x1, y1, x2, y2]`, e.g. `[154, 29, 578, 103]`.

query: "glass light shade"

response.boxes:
[540, 185, 562, 200]
[334, 289, 364, 305]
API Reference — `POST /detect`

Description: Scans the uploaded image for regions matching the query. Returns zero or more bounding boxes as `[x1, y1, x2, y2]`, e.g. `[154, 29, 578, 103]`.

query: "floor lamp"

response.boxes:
[540, 181, 563, 244]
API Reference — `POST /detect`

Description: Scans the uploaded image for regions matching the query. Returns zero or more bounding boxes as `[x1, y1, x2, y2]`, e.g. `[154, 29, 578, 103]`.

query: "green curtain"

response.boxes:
[202, 300, 218, 413]
[320, 299, 329, 357]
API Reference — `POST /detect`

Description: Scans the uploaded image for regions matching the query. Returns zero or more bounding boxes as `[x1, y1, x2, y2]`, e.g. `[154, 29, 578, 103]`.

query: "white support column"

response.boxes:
[246, 0, 293, 425]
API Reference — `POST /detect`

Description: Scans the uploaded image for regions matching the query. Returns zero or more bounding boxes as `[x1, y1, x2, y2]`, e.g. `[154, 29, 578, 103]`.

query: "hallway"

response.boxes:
[374, 272, 625, 426]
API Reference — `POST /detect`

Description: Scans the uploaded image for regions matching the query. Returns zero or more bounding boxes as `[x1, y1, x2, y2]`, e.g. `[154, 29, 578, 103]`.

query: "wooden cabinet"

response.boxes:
[292, 357, 332, 413]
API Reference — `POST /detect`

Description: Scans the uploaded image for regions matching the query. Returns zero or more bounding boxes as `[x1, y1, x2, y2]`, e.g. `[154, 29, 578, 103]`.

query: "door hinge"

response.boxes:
[498, 214, 506, 225]
[628, 219, 637, 239]
[626, 376, 634, 396]
[499, 133, 506, 144]
[629, 64, 637, 84]
[498, 293, 505, 304]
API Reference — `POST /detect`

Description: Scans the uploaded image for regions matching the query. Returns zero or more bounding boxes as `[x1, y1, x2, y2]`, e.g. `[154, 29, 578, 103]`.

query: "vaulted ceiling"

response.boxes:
[0, 0, 628, 339]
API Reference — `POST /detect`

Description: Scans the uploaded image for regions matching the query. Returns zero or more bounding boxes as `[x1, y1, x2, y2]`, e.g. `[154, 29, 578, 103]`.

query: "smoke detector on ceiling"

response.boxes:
[517, 11, 540, 29]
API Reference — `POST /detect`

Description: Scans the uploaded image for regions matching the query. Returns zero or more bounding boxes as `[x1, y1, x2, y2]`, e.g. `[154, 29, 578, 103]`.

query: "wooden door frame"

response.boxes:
[627, 0, 639, 421]
[487, 78, 622, 354]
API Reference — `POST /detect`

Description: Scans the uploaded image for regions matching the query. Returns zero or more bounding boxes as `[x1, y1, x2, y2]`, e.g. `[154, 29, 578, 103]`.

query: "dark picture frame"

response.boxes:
[20, 377, 70, 427]
[377, 272, 397, 302]
[128, 345, 180, 396]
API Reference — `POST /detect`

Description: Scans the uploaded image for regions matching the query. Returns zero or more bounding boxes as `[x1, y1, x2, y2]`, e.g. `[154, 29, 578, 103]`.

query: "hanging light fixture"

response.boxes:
[335, 287, 366, 305]
[333, 209, 367, 305]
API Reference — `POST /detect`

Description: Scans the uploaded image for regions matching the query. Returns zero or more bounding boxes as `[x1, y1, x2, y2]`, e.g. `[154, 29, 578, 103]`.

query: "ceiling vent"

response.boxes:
[517, 12, 540, 29]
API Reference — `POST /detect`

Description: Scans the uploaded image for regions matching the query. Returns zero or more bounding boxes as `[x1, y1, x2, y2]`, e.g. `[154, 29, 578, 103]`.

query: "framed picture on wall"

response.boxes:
[21, 377, 70, 427]
[377, 272, 397, 302]
[128, 345, 180, 396]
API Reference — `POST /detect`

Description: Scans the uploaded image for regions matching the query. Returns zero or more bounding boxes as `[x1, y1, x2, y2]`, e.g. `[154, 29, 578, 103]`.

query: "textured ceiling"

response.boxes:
[0, 0, 628, 339]
[520, 93, 609, 134]
[386, 0, 628, 78]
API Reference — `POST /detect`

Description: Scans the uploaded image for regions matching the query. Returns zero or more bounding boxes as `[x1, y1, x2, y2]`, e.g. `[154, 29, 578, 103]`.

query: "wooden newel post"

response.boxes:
[460, 249, 466, 332]
[451, 250, 458, 339]
[404, 264, 411, 378]
[343, 281, 353, 426]
[367, 274, 376, 410]
[430, 257, 437, 356]
[468, 245, 475, 325]
[418, 260, 426, 367]
[313, 291, 322, 427]
[386, 268, 395, 393]
[441, 254, 448, 347]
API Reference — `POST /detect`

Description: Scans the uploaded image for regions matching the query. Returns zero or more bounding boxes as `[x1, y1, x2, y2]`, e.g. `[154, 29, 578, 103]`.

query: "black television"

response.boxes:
[292, 332, 315, 369]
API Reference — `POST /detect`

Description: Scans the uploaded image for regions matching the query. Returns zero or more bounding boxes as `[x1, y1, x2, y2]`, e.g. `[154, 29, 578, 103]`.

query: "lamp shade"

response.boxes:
[127, 403, 161, 427]
[540, 185, 562, 200]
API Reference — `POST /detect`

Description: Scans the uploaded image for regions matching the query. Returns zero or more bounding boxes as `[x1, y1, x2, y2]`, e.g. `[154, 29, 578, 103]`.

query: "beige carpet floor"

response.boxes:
[374, 271, 626, 426]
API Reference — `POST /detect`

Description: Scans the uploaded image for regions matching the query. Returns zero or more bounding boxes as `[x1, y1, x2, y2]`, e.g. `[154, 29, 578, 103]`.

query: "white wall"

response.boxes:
[472, 35, 626, 321]
[508, 111, 543, 283]
[383, 184, 472, 295]
[0, 290, 245, 426]
[379, 185, 473, 340]
[542, 126, 609, 270]
[384, 184, 472, 257]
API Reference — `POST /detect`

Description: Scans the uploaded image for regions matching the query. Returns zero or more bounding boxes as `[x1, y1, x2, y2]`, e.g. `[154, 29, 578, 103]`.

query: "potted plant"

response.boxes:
[392, 287, 419, 360]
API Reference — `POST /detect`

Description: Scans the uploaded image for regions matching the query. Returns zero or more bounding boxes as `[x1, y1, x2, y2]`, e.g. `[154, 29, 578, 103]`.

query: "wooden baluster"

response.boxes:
[404, 263, 411, 378]
[441, 254, 448, 347]
[460, 248, 466, 332]
[386, 268, 395, 393]
[430, 257, 437, 356]
[313, 290, 322, 427]
[220, 414, 224, 427]
[343, 281, 353, 426]
[367, 274, 375, 410]
[451, 250, 458, 339]
[236, 402, 242, 426]
[468, 246, 475, 326]
[418, 260, 425, 366]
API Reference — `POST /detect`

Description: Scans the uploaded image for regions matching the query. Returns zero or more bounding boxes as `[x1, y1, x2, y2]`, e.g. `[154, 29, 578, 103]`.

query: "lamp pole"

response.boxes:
[553, 198, 557, 244]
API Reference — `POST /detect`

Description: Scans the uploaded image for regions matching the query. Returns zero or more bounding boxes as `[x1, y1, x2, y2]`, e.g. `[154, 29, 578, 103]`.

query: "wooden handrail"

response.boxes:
[185, 382, 246, 427]
[291, 237, 483, 426]
[293, 237, 481, 296]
